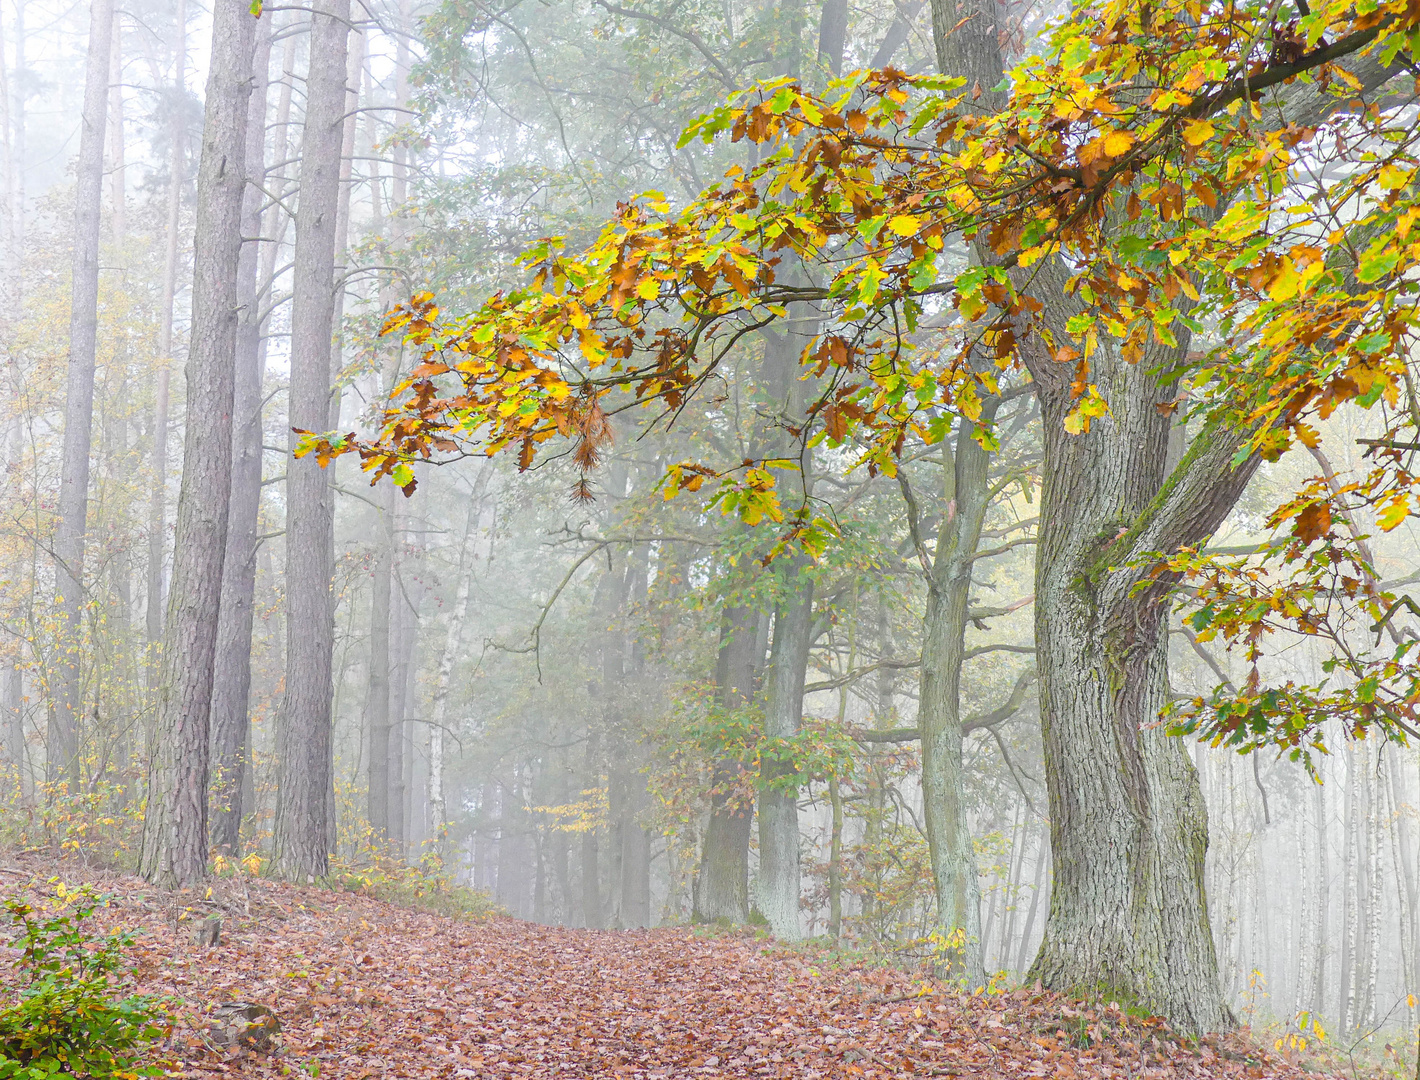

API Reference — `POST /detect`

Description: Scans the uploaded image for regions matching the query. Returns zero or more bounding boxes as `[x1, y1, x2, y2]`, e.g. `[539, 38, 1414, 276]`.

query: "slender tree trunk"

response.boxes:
[2, 656, 22, 798]
[758, 557, 813, 941]
[208, 14, 273, 857]
[9, 0, 22, 272]
[0, 4, 12, 290]
[428, 482, 486, 845]
[147, 0, 186, 656]
[1363, 746, 1380, 1027]
[1341, 744, 1359, 1030]
[275, 0, 350, 881]
[1015, 830, 1049, 974]
[1312, 773, 1330, 1018]
[139, 0, 258, 887]
[917, 407, 999, 983]
[582, 733, 605, 929]
[387, 521, 420, 858]
[693, 605, 759, 924]
[364, 488, 393, 840]
[1000, 802, 1029, 972]
[50, 0, 115, 788]
[106, 16, 124, 251]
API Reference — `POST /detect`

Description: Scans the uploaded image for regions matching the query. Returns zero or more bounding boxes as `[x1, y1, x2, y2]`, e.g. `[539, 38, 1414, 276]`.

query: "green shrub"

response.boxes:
[0, 888, 168, 1079]
[328, 839, 502, 921]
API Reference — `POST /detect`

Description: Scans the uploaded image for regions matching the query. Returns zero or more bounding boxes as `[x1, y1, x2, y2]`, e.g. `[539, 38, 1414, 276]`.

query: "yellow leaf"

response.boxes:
[888, 214, 920, 237]
[1378, 499, 1410, 532]
[1182, 120, 1215, 146]
[1063, 410, 1086, 435]
[1378, 164, 1413, 191]
[1267, 260, 1301, 302]
[635, 277, 660, 300]
[1102, 129, 1134, 157]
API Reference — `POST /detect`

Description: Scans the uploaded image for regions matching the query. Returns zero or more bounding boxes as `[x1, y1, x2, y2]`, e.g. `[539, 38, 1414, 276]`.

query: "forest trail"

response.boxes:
[3, 856, 1326, 1079]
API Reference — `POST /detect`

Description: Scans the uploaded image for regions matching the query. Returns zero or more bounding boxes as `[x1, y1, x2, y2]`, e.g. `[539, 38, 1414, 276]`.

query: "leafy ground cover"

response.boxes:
[0, 853, 1337, 1078]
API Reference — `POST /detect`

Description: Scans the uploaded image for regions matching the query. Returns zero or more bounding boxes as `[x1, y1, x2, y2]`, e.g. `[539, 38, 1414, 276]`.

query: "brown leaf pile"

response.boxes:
[0, 854, 1331, 1078]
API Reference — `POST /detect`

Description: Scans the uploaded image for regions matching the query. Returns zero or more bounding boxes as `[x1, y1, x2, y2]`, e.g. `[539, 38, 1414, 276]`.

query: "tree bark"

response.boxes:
[815, 0, 847, 76]
[275, 0, 350, 881]
[693, 605, 758, 924]
[50, 0, 114, 787]
[147, 0, 186, 656]
[428, 479, 488, 846]
[915, 404, 1000, 984]
[208, 13, 273, 857]
[757, 559, 813, 941]
[364, 487, 393, 840]
[139, 0, 258, 888]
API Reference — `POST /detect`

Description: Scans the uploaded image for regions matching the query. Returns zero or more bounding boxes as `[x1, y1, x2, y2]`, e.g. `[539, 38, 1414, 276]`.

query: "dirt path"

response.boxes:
[1, 858, 1324, 1078]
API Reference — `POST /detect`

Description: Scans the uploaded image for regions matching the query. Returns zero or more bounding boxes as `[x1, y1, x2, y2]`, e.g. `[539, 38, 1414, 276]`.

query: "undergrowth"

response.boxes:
[0, 885, 169, 1079]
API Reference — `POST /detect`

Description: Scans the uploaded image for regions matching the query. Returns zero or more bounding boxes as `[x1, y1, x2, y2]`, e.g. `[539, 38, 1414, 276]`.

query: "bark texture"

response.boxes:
[275, 0, 350, 881]
[209, 14, 273, 857]
[757, 560, 813, 941]
[147, 0, 186, 654]
[692, 605, 758, 924]
[915, 404, 1000, 984]
[364, 487, 394, 840]
[139, 0, 258, 887]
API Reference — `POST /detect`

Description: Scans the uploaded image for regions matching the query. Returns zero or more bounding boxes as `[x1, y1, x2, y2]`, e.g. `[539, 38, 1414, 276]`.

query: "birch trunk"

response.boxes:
[1312, 774, 1330, 1017]
[275, 0, 350, 881]
[427, 480, 487, 842]
[50, 0, 114, 787]
[1341, 744, 1359, 1029]
[139, 0, 258, 887]
[208, 14, 273, 857]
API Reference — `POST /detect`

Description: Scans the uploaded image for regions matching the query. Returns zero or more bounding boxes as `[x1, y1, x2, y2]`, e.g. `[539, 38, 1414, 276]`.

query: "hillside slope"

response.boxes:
[0, 855, 1324, 1078]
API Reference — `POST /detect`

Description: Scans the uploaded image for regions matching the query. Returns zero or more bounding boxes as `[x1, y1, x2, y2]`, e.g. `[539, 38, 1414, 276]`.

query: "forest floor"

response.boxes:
[0, 851, 1342, 1079]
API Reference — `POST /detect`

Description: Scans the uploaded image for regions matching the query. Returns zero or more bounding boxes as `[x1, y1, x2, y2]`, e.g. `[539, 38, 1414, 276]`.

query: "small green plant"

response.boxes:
[0, 887, 168, 1078]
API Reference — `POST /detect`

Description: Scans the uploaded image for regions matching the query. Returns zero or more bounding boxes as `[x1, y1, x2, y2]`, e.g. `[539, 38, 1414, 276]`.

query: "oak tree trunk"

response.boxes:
[917, 406, 1000, 984]
[757, 559, 813, 940]
[693, 605, 759, 924]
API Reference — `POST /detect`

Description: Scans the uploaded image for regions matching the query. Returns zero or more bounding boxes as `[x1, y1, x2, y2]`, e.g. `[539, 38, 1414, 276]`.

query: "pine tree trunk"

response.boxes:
[275, 0, 350, 881]
[147, 0, 185, 656]
[50, 0, 114, 787]
[758, 560, 813, 941]
[208, 13, 273, 858]
[693, 605, 759, 924]
[139, 0, 258, 888]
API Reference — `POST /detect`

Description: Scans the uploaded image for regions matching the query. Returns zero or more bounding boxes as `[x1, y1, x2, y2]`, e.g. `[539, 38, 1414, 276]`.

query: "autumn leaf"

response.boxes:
[1293, 502, 1332, 543]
